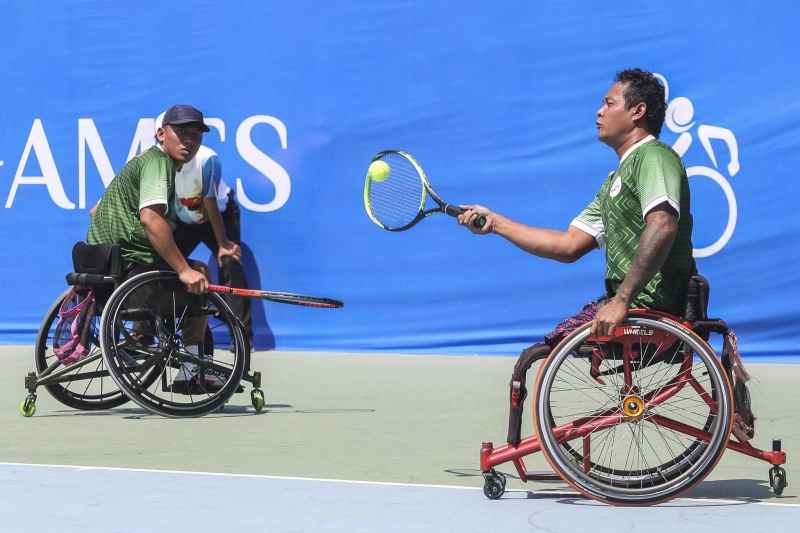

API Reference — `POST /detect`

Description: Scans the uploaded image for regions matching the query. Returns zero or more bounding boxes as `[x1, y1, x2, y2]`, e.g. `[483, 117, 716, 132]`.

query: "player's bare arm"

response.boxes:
[205, 198, 242, 265]
[458, 205, 597, 263]
[140, 205, 209, 294]
[591, 202, 678, 337]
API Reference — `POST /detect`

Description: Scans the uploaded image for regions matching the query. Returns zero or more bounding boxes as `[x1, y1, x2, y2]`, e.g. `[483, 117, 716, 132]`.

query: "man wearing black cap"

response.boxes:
[88, 104, 222, 391]
[89, 105, 210, 279]
[155, 109, 255, 353]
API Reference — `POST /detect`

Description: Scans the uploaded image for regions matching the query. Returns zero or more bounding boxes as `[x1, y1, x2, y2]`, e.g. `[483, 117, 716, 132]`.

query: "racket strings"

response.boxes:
[366, 154, 426, 229]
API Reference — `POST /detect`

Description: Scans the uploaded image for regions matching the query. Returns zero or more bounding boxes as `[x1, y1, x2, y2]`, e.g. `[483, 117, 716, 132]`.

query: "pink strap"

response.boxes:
[53, 286, 95, 364]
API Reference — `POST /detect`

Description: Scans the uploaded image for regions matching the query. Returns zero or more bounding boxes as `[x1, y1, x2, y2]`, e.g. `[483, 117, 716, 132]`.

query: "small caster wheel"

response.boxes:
[19, 399, 36, 417]
[251, 389, 265, 411]
[770, 466, 788, 496]
[482, 470, 506, 500]
[773, 474, 785, 495]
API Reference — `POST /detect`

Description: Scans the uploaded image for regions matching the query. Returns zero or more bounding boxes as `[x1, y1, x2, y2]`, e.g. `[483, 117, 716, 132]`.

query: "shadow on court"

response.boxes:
[686, 478, 796, 501]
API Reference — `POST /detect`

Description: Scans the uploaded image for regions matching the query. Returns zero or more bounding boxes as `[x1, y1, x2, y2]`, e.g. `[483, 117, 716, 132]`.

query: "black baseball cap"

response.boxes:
[161, 105, 211, 132]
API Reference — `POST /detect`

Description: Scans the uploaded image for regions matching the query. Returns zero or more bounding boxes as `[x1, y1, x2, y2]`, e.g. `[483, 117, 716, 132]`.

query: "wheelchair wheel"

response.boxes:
[34, 288, 129, 410]
[533, 313, 733, 506]
[99, 271, 246, 418]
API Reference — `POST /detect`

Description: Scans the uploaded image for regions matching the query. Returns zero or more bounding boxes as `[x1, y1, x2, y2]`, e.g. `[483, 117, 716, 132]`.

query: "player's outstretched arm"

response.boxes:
[141, 205, 209, 294]
[458, 204, 597, 263]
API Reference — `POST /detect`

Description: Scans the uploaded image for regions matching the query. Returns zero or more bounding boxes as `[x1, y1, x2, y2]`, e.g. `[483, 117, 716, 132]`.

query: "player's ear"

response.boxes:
[632, 101, 647, 121]
[156, 125, 167, 143]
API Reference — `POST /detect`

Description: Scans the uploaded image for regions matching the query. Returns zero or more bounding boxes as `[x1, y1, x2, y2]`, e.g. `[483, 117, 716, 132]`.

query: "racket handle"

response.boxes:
[444, 205, 463, 217]
[445, 205, 487, 229]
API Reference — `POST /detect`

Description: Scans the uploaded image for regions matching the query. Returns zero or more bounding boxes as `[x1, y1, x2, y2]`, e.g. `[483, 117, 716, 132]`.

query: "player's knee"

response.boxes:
[220, 256, 238, 271]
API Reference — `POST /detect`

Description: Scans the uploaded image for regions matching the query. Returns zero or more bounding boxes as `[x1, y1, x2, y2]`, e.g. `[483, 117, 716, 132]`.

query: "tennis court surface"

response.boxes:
[3, 346, 799, 531]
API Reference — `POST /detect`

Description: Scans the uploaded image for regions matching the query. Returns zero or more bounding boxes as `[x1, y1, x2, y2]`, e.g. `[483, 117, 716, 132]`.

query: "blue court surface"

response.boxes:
[2, 462, 799, 533]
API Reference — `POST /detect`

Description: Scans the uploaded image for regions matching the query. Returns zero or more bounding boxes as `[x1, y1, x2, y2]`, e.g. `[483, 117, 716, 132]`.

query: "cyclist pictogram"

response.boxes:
[655, 74, 740, 258]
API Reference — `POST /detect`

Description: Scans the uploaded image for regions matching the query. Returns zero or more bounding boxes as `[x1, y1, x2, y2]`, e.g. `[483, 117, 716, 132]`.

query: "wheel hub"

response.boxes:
[621, 395, 645, 421]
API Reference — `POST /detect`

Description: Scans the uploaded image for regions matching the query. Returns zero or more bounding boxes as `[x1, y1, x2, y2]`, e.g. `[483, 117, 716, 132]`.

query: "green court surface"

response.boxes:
[2, 345, 797, 503]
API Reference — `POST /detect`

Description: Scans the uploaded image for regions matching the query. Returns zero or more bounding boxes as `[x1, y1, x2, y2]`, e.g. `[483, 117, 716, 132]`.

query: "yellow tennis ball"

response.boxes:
[368, 160, 390, 182]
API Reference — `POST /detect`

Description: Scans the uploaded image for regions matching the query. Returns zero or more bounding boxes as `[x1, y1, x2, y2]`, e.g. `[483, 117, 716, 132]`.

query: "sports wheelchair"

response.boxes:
[480, 277, 788, 506]
[21, 242, 276, 418]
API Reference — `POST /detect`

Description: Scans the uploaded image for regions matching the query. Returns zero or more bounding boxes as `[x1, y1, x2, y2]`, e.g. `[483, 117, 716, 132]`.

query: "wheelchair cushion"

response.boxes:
[72, 241, 122, 278]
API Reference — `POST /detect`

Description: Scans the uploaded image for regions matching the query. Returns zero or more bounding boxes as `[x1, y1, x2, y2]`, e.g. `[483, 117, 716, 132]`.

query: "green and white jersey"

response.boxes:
[87, 146, 176, 265]
[571, 136, 697, 315]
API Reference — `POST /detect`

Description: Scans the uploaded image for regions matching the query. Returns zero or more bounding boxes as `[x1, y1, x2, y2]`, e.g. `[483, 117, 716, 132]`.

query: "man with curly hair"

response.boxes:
[457, 69, 696, 446]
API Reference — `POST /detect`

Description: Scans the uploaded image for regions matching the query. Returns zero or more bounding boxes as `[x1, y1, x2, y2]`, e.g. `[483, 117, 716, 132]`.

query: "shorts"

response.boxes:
[543, 295, 610, 348]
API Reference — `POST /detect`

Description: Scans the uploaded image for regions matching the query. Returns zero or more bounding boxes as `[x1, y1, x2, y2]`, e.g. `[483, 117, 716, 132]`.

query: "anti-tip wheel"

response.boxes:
[251, 390, 265, 411]
[773, 474, 785, 495]
[483, 471, 506, 500]
[771, 467, 787, 496]
[19, 400, 36, 417]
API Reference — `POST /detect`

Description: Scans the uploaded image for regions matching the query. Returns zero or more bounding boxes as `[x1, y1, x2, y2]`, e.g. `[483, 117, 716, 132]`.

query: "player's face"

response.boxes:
[596, 82, 638, 148]
[158, 123, 204, 165]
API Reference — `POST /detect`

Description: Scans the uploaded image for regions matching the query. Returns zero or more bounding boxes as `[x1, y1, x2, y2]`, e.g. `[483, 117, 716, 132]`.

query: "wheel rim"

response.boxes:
[534, 315, 732, 505]
[100, 271, 245, 418]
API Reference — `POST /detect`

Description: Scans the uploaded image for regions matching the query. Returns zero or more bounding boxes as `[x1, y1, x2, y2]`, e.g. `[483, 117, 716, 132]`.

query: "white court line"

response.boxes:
[0, 461, 479, 491]
[0, 461, 796, 507]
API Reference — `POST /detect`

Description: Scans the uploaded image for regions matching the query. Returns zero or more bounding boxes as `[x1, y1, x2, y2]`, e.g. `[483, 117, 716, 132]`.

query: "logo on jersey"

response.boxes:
[157, 179, 168, 189]
[609, 176, 622, 198]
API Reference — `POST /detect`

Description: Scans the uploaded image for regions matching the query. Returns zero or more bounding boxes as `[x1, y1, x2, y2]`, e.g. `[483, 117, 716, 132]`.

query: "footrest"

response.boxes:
[525, 471, 562, 481]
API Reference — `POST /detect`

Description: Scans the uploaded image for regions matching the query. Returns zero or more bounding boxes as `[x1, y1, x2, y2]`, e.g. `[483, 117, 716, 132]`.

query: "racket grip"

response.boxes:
[445, 205, 487, 229]
[444, 205, 464, 217]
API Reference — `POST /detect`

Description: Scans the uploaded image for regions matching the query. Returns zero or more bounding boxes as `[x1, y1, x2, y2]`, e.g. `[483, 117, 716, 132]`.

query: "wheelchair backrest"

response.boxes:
[72, 241, 122, 278]
[682, 275, 710, 323]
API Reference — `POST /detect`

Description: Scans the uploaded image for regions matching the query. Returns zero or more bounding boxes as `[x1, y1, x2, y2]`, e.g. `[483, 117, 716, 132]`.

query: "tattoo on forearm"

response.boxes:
[616, 217, 676, 305]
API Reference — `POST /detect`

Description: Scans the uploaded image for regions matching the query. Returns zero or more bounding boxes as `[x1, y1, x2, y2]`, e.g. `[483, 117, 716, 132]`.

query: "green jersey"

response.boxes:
[572, 137, 697, 315]
[87, 146, 176, 265]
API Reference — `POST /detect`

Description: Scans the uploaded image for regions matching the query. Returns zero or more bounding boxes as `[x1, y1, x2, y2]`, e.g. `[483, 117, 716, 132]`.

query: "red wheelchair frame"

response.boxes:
[480, 310, 787, 506]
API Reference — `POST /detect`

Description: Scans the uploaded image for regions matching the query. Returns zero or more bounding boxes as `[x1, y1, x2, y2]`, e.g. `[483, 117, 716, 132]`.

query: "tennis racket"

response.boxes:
[363, 151, 486, 231]
[209, 285, 343, 309]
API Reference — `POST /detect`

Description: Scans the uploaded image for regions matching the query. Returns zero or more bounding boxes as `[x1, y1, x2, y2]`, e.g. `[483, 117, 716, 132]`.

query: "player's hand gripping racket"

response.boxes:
[208, 286, 343, 309]
[363, 151, 486, 231]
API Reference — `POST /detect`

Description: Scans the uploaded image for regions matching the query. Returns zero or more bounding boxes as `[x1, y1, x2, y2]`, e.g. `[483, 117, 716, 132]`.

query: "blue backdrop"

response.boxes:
[1, 1, 798, 358]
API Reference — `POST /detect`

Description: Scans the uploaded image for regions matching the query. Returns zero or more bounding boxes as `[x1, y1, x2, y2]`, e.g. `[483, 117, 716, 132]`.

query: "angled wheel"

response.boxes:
[533, 313, 733, 506]
[34, 288, 129, 410]
[99, 271, 246, 418]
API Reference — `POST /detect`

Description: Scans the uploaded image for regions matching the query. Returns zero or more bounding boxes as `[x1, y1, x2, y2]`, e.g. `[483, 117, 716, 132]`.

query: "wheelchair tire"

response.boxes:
[533, 313, 733, 506]
[35, 288, 130, 410]
[99, 271, 246, 418]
